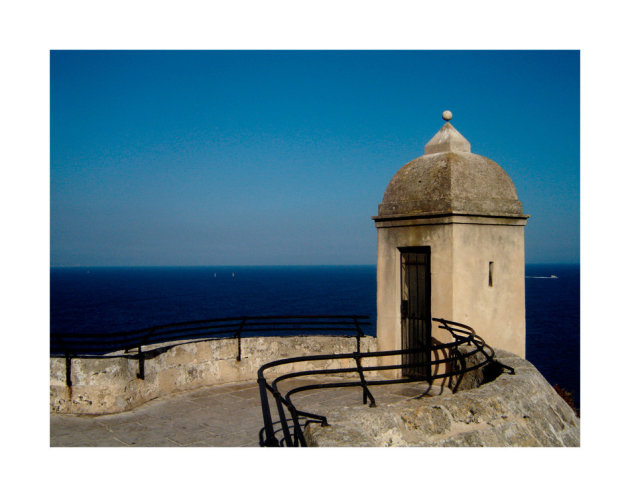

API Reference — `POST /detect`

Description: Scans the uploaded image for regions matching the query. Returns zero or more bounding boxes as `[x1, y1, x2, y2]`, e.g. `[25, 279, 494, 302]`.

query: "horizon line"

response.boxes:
[50, 262, 580, 268]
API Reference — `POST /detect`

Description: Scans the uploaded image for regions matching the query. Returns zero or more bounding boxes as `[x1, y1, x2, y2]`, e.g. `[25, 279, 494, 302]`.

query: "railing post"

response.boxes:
[257, 377, 280, 447]
[273, 389, 294, 447]
[288, 404, 307, 447]
[352, 352, 376, 407]
[353, 315, 365, 354]
[65, 354, 72, 387]
[137, 345, 145, 380]
[236, 317, 246, 361]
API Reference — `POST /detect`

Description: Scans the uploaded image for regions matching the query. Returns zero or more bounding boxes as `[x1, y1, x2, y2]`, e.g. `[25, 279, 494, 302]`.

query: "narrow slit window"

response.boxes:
[488, 261, 494, 287]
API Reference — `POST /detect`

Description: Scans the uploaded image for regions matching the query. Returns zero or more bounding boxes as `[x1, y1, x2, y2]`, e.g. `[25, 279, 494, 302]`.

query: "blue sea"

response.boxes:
[50, 264, 580, 408]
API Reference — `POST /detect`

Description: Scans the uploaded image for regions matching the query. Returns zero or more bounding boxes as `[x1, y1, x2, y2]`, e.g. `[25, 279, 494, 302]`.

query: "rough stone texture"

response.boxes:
[377, 152, 523, 219]
[50, 335, 377, 415]
[304, 350, 580, 447]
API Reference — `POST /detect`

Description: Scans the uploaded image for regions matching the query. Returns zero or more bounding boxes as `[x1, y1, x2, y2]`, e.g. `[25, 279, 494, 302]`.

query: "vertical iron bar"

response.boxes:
[273, 389, 294, 447]
[353, 352, 376, 407]
[137, 345, 144, 380]
[257, 378, 280, 446]
[353, 315, 364, 354]
[65, 354, 72, 387]
[236, 317, 246, 361]
[413, 260, 425, 375]
[403, 254, 409, 375]
[288, 405, 307, 447]
[141, 327, 156, 350]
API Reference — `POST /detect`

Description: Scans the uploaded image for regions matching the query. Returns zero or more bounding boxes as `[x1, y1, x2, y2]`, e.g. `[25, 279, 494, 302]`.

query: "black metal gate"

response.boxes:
[400, 247, 431, 377]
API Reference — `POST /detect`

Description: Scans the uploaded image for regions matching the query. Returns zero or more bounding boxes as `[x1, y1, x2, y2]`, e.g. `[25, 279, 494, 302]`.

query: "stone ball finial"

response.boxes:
[442, 110, 453, 121]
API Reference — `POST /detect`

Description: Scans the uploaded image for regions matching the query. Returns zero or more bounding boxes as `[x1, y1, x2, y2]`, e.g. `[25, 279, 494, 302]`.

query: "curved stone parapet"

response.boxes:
[50, 335, 377, 415]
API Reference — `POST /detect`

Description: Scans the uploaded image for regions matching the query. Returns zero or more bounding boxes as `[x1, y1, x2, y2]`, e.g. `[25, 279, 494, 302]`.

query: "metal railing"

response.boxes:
[257, 318, 515, 447]
[51, 315, 371, 387]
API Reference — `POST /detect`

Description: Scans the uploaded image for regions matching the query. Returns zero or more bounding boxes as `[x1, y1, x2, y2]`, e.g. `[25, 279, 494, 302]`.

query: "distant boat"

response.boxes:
[232, 272, 235, 278]
[550, 275, 558, 279]
[214, 273, 217, 278]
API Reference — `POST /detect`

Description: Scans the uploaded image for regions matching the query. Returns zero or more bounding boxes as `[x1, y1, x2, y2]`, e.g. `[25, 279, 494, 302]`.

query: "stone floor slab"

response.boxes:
[51, 376, 437, 447]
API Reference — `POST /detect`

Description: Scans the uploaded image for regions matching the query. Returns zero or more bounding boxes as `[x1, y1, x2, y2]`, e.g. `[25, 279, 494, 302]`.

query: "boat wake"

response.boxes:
[525, 275, 559, 279]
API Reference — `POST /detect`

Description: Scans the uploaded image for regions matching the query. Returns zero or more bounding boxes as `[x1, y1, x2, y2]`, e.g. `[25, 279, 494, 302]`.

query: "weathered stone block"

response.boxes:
[305, 350, 580, 447]
[50, 336, 377, 414]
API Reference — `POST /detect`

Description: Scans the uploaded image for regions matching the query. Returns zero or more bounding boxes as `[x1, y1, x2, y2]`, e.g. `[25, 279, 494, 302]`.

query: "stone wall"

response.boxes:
[50, 335, 377, 415]
[305, 349, 579, 447]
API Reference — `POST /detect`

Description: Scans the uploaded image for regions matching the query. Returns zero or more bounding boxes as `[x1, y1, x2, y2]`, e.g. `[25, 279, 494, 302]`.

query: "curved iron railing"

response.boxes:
[257, 318, 515, 447]
[51, 315, 371, 387]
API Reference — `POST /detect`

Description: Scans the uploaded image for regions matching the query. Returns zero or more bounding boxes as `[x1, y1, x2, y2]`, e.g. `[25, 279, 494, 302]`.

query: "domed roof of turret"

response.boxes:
[377, 112, 523, 218]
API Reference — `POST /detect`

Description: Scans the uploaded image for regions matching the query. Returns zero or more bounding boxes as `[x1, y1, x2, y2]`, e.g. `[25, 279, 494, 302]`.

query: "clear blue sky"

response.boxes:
[51, 50, 579, 266]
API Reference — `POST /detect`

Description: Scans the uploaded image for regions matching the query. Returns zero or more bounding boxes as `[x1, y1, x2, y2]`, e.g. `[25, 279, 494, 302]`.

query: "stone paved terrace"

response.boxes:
[50, 376, 448, 447]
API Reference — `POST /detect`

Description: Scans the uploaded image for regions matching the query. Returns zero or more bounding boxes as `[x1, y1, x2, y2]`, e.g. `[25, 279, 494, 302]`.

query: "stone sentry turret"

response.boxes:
[372, 112, 529, 375]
